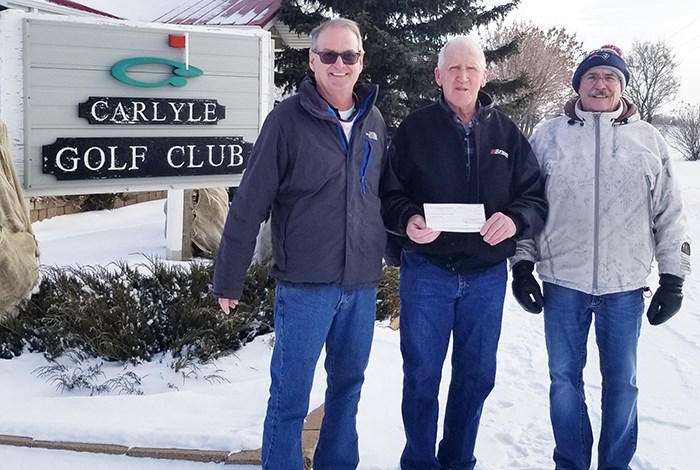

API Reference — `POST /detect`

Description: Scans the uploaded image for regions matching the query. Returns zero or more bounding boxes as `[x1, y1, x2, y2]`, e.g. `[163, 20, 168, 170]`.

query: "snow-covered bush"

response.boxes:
[0, 259, 275, 362]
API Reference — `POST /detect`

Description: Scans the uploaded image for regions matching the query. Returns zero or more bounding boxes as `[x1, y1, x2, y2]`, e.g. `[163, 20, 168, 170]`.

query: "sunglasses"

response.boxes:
[312, 49, 362, 65]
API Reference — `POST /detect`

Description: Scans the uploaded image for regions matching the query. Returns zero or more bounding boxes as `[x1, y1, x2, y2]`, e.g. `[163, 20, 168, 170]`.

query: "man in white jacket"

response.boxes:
[510, 45, 691, 470]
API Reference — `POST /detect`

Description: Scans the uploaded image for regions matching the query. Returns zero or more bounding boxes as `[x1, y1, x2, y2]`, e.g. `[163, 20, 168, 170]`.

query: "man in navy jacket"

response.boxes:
[214, 18, 386, 470]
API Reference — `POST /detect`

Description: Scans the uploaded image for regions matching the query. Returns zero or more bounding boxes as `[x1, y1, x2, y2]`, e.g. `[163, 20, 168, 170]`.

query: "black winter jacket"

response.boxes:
[381, 92, 546, 273]
[213, 76, 387, 299]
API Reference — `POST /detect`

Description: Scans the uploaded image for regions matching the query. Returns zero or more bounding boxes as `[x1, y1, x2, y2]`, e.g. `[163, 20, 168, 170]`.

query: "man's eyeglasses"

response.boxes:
[582, 72, 620, 85]
[312, 49, 362, 65]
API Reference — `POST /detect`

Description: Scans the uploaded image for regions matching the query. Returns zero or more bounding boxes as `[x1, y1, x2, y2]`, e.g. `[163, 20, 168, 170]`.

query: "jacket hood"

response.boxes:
[564, 96, 639, 125]
[298, 75, 379, 122]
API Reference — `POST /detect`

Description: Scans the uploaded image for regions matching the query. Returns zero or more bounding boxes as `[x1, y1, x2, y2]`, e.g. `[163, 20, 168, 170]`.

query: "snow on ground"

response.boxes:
[1, 161, 699, 469]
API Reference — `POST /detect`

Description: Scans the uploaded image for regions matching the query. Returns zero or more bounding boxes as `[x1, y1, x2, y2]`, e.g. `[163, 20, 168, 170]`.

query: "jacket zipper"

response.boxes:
[329, 102, 373, 195]
[593, 114, 601, 292]
[335, 122, 349, 153]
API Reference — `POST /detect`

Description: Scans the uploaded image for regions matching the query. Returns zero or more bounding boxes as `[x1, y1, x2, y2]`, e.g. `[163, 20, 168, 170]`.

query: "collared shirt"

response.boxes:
[438, 94, 481, 203]
[438, 94, 481, 166]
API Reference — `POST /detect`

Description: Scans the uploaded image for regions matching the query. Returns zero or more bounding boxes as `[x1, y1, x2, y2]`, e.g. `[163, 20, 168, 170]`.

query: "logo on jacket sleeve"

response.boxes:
[366, 131, 378, 140]
[490, 148, 509, 158]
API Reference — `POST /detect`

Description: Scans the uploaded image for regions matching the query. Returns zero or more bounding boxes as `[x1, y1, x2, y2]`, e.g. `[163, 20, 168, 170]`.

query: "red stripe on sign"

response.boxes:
[168, 34, 187, 48]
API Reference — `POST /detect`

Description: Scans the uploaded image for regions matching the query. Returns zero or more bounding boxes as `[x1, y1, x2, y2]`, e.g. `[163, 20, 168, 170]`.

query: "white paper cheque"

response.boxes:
[424, 203, 486, 233]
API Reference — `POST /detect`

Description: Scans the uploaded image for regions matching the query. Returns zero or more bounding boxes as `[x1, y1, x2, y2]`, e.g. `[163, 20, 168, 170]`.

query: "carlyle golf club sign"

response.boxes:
[43, 136, 250, 180]
[0, 12, 272, 196]
[41, 43, 253, 181]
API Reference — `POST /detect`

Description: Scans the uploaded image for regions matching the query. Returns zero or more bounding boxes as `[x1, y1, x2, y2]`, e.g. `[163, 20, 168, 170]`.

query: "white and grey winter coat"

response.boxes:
[513, 97, 691, 295]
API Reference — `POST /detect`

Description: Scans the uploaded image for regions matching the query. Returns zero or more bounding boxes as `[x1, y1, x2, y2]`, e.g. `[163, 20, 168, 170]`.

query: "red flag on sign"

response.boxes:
[168, 34, 187, 48]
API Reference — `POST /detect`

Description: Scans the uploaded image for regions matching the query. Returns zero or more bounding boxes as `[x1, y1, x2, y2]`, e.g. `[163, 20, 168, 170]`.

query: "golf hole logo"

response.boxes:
[110, 34, 202, 88]
[111, 57, 203, 88]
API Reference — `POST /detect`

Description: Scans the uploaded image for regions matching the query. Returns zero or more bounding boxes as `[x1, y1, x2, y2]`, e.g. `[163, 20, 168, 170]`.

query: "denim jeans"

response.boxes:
[261, 283, 376, 470]
[399, 251, 506, 470]
[543, 282, 644, 470]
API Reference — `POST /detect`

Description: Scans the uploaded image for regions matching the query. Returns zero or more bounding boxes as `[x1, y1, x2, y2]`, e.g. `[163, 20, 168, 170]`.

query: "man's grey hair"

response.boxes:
[437, 36, 486, 69]
[310, 18, 363, 52]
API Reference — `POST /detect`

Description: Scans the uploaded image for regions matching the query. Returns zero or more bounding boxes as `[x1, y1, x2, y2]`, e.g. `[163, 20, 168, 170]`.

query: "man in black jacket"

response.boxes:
[380, 36, 546, 470]
[214, 18, 387, 470]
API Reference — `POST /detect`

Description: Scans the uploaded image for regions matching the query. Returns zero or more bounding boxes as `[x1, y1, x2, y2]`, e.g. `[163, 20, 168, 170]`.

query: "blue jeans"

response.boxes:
[261, 283, 376, 470]
[543, 282, 644, 470]
[399, 251, 506, 470]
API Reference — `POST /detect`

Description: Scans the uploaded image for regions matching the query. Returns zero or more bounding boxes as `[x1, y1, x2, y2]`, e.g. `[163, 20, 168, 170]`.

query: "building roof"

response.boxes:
[154, 0, 281, 29]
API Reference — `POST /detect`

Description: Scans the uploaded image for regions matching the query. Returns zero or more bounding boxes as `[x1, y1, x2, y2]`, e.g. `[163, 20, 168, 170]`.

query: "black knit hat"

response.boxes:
[572, 45, 630, 93]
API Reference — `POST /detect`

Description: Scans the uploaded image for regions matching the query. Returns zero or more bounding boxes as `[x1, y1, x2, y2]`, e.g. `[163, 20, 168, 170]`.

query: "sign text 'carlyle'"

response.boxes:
[78, 96, 226, 125]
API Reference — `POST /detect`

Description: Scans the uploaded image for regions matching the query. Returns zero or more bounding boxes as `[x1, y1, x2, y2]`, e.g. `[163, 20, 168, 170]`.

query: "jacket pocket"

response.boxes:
[360, 140, 372, 194]
[542, 160, 554, 195]
[645, 174, 655, 248]
[273, 208, 293, 272]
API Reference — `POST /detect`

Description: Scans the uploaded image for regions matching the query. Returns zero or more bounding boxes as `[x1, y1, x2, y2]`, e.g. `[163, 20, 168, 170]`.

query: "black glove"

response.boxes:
[384, 233, 403, 268]
[511, 261, 544, 314]
[647, 273, 684, 325]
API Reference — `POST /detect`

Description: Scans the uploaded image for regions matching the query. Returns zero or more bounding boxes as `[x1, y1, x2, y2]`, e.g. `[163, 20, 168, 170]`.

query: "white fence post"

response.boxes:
[165, 189, 184, 261]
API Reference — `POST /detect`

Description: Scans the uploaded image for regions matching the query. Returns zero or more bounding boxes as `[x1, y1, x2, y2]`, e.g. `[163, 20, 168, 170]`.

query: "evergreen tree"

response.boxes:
[275, 0, 521, 129]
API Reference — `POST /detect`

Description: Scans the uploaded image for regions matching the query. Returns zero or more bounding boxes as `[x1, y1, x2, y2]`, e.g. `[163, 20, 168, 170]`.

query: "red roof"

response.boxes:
[155, 0, 281, 28]
[45, 0, 122, 19]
